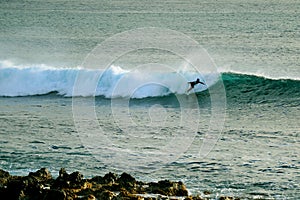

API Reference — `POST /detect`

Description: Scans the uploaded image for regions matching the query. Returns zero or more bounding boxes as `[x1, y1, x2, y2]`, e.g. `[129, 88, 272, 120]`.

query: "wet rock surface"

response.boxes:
[0, 168, 239, 200]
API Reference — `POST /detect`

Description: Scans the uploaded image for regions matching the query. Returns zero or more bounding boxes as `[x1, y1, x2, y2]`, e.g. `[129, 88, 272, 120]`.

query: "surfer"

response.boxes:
[187, 78, 205, 92]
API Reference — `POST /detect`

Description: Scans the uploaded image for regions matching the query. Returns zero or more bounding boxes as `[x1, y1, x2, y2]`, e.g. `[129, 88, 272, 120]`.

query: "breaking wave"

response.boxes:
[1, 61, 299, 101]
[0, 61, 213, 98]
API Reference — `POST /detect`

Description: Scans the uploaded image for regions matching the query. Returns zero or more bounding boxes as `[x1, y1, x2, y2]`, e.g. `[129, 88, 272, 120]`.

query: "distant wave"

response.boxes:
[1, 61, 299, 101]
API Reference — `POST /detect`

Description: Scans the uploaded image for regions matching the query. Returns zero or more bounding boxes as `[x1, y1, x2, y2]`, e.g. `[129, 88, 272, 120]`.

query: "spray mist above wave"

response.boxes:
[0, 61, 217, 98]
[0, 61, 78, 97]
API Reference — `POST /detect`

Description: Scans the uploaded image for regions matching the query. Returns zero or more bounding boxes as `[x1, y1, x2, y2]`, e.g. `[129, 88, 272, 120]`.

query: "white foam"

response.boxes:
[0, 60, 218, 98]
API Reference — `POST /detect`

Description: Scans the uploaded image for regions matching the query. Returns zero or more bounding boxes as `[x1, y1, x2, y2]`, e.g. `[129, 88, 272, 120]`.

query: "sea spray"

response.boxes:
[0, 62, 213, 98]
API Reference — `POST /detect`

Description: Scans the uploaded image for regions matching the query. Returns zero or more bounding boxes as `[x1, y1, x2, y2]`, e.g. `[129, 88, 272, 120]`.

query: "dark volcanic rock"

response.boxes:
[114, 189, 142, 200]
[0, 168, 218, 200]
[69, 171, 84, 185]
[43, 189, 66, 200]
[86, 194, 97, 200]
[0, 169, 10, 186]
[53, 168, 85, 189]
[4, 168, 53, 200]
[91, 172, 118, 185]
[96, 189, 115, 200]
[0, 169, 11, 199]
[148, 180, 188, 196]
[185, 195, 205, 200]
[103, 172, 118, 184]
[118, 172, 137, 192]
[6, 177, 25, 200]
[118, 172, 136, 184]
[28, 167, 52, 182]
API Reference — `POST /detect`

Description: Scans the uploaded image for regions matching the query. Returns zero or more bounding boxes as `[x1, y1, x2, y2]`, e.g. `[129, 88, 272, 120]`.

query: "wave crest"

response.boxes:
[0, 61, 213, 98]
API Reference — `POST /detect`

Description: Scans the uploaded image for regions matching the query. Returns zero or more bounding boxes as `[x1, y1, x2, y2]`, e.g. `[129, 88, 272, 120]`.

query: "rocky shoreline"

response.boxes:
[0, 168, 238, 200]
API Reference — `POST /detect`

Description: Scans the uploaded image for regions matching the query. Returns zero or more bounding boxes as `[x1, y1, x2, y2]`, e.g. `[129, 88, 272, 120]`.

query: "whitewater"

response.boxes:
[0, 61, 215, 98]
[1, 60, 299, 99]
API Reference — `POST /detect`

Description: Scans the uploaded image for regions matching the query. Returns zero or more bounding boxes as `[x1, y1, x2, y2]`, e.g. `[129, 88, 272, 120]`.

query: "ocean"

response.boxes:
[0, 0, 299, 199]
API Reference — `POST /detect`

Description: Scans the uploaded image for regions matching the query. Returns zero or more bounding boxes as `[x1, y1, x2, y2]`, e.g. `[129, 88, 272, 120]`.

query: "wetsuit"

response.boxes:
[189, 79, 205, 88]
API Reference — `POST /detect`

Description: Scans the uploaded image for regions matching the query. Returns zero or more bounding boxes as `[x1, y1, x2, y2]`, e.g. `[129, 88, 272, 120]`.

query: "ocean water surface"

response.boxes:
[0, 0, 299, 199]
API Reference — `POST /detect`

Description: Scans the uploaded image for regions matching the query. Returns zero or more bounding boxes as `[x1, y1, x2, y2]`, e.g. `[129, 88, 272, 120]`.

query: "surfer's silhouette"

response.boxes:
[187, 78, 205, 92]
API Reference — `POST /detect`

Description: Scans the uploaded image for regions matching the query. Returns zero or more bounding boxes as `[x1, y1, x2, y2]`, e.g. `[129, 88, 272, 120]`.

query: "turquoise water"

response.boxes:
[0, 0, 299, 199]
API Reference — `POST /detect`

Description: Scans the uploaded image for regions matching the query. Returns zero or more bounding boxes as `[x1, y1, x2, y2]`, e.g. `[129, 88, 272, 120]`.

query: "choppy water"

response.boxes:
[0, 74, 299, 199]
[0, 0, 299, 199]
